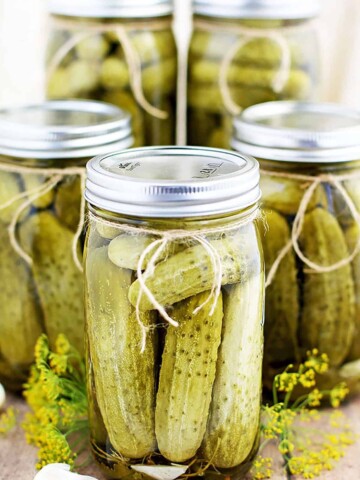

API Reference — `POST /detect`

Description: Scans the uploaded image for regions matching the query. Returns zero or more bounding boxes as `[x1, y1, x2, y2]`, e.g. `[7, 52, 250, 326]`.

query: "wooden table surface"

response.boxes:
[1, 394, 360, 480]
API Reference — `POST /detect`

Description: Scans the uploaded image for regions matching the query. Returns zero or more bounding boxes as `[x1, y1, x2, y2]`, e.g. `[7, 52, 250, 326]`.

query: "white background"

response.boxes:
[0, 0, 359, 109]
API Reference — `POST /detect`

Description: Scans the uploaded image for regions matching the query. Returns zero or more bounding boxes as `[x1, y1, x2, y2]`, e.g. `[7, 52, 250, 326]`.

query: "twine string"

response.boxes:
[47, 18, 168, 119]
[89, 209, 258, 349]
[264, 170, 360, 288]
[0, 164, 86, 271]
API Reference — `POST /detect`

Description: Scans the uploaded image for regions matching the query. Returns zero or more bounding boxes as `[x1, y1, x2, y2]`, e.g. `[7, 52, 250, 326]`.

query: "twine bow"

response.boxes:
[194, 18, 319, 116]
[47, 17, 169, 120]
[0, 163, 86, 272]
[89, 208, 259, 352]
[264, 170, 360, 288]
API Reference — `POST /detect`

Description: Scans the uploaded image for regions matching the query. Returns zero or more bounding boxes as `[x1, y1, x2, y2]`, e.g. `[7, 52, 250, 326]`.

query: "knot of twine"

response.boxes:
[47, 17, 170, 120]
[194, 18, 319, 116]
[264, 170, 360, 288]
[0, 163, 86, 272]
[89, 207, 259, 352]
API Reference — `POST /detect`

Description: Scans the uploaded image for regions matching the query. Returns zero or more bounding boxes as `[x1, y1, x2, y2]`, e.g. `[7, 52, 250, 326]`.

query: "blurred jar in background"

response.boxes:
[187, 0, 321, 149]
[0, 100, 132, 391]
[46, 0, 178, 147]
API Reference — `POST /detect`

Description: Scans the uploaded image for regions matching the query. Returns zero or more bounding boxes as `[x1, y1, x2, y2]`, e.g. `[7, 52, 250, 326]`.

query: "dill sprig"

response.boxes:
[252, 349, 355, 479]
[22, 334, 89, 470]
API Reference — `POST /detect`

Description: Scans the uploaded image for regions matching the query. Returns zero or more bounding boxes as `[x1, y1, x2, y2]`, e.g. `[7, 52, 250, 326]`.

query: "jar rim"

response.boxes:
[48, 0, 174, 18]
[0, 100, 133, 160]
[86, 146, 261, 218]
[232, 101, 360, 164]
[193, 0, 320, 20]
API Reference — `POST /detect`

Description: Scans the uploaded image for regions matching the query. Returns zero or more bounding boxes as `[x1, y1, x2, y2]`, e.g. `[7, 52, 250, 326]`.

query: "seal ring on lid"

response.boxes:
[232, 101, 360, 163]
[86, 146, 261, 217]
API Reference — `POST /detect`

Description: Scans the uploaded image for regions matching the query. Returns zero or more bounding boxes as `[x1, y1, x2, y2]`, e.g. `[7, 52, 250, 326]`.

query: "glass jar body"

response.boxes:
[187, 16, 320, 149]
[259, 160, 360, 396]
[0, 156, 85, 390]
[85, 207, 265, 479]
[46, 15, 178, 147]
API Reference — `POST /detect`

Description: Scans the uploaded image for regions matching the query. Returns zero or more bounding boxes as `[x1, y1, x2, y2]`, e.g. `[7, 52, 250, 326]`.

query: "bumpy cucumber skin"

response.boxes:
[54, 176, 81, 231]
[201, 272, 264, 469]
[0, 222, 43, 373]
[345, 224, 360, 361]
[86, 246, 157, 459]
[19, 212, 84, 353]
[155, 291, 223, 463]
[260, 209, 300, 367]
[129, 236, 249, 310]
[299, 208, 356, 367]
[261, 176, 328, 216]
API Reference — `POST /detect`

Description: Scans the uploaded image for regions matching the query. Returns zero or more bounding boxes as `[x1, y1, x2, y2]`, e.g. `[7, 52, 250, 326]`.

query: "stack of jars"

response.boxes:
[2, 1, 360, 480]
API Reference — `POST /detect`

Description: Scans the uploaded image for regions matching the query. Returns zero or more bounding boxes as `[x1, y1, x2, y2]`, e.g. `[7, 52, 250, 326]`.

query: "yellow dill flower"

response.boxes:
[299, 368, 316, 389]
[279, 439, 295, 455]
[308, 389, 323, 407]
[22, 334, 88, 470]
[304, 350, 329, 374]
[329, 383, 349, 408]
[251, 456, 273, 479]
[275, 372, 299, 392]
[0, 406, 17, 435]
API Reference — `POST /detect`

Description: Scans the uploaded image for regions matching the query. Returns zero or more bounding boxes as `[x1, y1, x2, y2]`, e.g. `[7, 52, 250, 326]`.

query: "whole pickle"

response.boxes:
[0, 222, 43, 373]
[190, 61, 312, 98]
[67, 60, 100, 96]
[142, 58, 177, 96]
[19, 212, 84, 353]
[129, 234, 254, 310]
[100, 57, 130, 90]
[190, 33, 304, 68]
[108, 233, 183, 271]
[299, 208, 356, 367]
[22, 174, 55, 210]
[130, 30, 176, 64]
[54, 176, 81, 231]
[75, 35, 110, 61]
[188, 84, 276, 114]
[345, 223, 360, 361]
[202, 273, 264, 468]
[86, 246, 157, 459]
[260, 209, 300, 367]
[47, 68, 74, 99]
[155, 291, 223, 462]
[261, 175, 328, 216]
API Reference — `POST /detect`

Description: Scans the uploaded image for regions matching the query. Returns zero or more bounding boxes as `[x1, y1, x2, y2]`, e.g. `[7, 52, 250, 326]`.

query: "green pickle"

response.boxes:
[47, 21, 177, 146]
[0, 171, 84, 388]
[187, 19, 319, 148]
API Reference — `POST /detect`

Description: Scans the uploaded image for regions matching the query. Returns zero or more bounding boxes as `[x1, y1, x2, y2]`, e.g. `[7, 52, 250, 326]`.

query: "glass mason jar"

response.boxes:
[187, 0, 321, 149]
[0, 100, 132, 391]
[232, 101, 360, 396]
[84, 147, 265, 479]
[46, 0, 177, 147]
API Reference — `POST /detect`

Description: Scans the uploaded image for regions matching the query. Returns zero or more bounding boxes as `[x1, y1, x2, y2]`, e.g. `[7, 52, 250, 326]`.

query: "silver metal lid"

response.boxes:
[193, 0, 320, 20]
[232, 101, 360, 164]
[86, 146, 260, 218]
[0, 100, 133, 160]
[49, 0, 174, 18]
